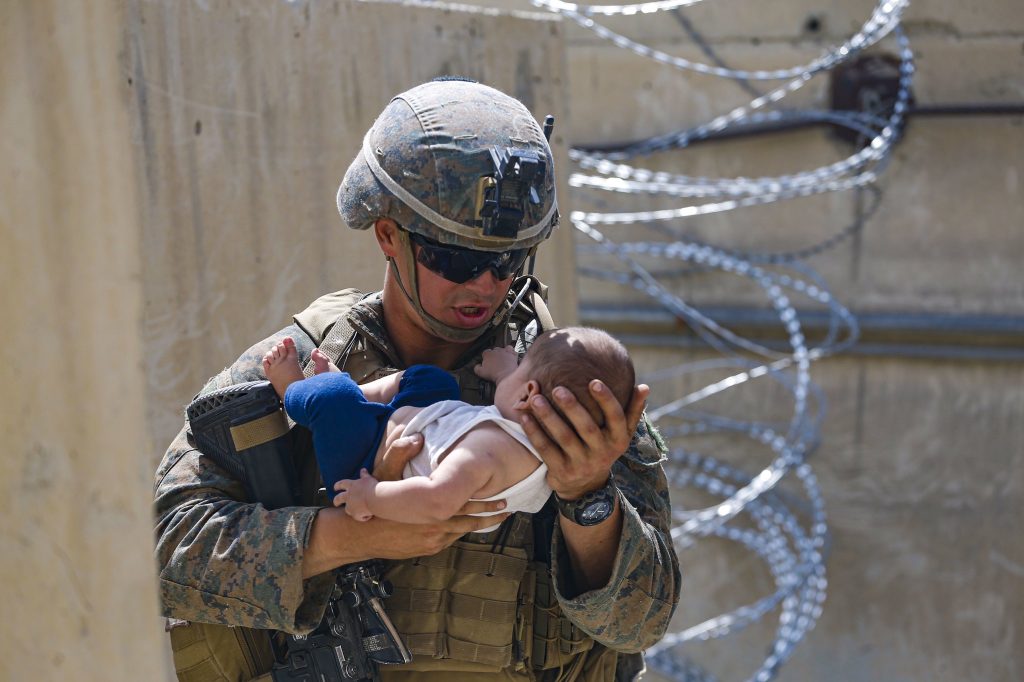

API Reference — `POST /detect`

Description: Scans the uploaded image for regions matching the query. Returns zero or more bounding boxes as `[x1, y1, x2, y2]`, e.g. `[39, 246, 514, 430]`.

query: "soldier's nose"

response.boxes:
[465, 268, 501, 293]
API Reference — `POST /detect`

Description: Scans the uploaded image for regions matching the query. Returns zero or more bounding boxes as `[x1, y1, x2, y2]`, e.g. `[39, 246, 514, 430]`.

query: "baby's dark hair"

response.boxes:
[524, 327, 635, 427]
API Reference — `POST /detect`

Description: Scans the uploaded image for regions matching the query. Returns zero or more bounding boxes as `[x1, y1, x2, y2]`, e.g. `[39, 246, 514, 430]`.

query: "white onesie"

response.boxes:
[400, 401, 551, 532]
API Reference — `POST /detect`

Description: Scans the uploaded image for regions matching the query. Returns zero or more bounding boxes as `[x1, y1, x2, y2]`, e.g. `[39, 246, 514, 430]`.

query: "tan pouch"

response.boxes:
[531, 566, 594, 673]
[168, 620, 275, 682]
[535, 644, 618, 682]
[385, 541, 530, 670]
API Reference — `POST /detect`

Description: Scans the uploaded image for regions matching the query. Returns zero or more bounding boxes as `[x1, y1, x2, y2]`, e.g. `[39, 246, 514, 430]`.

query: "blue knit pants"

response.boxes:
[283, 365, 460, 492]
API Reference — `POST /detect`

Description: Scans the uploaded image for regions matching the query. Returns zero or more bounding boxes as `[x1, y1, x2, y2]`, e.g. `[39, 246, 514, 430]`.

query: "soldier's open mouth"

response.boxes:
[454, 306, 489, 325]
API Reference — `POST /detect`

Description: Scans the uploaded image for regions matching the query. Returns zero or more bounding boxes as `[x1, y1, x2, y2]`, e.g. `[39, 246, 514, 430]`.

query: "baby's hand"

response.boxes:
[475, 346, 519, 382]
[333, 469, 377, 522]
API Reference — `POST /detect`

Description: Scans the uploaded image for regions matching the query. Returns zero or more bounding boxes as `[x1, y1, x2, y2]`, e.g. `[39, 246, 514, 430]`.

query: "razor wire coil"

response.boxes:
[528, 0, 915, 680]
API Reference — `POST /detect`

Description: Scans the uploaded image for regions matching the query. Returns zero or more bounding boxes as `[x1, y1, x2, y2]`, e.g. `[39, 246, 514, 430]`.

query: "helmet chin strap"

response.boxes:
[388, 230, 490, 344]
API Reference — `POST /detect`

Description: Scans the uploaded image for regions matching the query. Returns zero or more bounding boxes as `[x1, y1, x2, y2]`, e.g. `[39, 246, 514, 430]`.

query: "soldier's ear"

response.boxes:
[374, 218, 401, 258]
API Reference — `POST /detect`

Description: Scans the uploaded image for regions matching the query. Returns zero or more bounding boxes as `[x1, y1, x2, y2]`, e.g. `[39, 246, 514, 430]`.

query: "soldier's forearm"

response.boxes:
[303, 507, 378, 578]
[303, 506, 496, 578]
[553, 496, 679, 652]
[551, 423, 681, 651]
[557, 496, 623, 596]
[303, 499, 461, 579]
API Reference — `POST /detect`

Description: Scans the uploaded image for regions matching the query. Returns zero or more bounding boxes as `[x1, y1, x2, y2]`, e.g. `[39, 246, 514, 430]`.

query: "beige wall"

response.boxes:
[0, 2, 168, 681]
[2, 1, 571, 680]
[638, 350, 1024, 682]
[533, 0, 1024, 680]
[562, 4, 1024, 316]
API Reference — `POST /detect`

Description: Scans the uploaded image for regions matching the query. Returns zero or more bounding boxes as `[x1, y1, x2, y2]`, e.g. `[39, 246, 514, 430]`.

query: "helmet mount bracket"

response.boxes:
[475, 147, 547, 239]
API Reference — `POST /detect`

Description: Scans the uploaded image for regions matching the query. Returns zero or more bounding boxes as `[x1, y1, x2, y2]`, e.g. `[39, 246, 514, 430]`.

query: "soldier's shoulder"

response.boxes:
[227, 324, 314, 386]
[293, 289, 367, 343]
[623, 416, 668, 468]
[614, 416, 672, 514]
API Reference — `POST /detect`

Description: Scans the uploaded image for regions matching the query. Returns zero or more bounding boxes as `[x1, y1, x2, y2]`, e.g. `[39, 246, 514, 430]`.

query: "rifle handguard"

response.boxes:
[186, 380, 298, 509]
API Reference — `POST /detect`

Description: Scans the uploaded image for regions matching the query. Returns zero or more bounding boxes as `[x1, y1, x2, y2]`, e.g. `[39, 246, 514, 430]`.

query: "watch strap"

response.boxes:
[554, 475, 617, 526]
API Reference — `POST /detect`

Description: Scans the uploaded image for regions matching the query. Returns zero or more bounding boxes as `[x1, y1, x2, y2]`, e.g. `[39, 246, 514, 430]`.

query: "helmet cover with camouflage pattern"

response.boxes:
[338, 79, 558, 252]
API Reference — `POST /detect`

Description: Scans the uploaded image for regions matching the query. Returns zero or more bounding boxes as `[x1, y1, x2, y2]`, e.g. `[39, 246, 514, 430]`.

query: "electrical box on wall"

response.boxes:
[830, 54, 913, 144]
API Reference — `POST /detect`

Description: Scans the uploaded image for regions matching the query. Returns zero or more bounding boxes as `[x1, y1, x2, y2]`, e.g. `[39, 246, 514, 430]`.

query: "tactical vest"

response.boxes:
[169, 280, 634, 682]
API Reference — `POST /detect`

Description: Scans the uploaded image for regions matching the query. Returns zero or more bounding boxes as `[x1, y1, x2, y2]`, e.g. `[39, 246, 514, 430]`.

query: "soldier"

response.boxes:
[154, 78, 680, 682]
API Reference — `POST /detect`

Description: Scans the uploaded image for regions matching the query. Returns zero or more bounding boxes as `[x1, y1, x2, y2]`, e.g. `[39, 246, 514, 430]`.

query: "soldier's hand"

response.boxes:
[521, 380, 649, 500]
[374, 433, 424, 481]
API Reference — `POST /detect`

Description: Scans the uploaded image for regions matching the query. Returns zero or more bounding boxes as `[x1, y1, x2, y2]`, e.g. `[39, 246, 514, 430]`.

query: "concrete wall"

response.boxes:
[467, 0, 1024, 316]
[2, 1, 572, 680]
[561, 3, 1023, 316]
[519, 0, 1024, 680]
[0, 2, 168, 681]
[637, 350, 1024, 682]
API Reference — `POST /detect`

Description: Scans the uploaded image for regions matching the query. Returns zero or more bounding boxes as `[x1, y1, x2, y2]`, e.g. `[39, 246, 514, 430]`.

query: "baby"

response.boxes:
[262, 327, 635, 532]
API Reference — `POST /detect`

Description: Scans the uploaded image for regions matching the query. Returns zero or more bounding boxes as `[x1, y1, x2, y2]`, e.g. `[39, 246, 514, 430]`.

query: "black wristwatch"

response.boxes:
[555, 476, 618, 526]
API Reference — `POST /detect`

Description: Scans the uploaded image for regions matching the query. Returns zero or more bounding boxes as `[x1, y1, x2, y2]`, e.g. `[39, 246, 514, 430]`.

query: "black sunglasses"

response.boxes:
[408, 231, 529, 284]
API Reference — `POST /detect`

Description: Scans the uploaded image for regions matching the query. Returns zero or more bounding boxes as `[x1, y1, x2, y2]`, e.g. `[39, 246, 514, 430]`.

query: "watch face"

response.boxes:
[579, 499, 613, 525]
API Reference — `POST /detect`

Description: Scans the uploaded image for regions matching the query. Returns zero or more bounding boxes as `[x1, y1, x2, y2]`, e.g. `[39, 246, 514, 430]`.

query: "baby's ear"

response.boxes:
[514, 380, 542, 411]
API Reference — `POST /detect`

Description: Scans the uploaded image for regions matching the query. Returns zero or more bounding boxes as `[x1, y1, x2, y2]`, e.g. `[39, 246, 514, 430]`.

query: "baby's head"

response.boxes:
[494, 327, 635, 429]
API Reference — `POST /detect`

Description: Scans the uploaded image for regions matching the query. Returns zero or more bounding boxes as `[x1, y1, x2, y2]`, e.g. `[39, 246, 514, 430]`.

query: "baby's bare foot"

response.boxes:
[262, 337, 305, 398]
[311, 348, 341, 375]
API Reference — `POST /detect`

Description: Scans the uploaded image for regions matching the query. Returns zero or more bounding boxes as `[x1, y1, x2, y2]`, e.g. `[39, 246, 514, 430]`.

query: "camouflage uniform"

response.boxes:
[154, 292, 680, 679]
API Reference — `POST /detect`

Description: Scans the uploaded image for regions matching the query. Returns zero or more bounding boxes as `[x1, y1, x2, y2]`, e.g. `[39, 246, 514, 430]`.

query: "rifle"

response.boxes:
[187, 380, 412, 681]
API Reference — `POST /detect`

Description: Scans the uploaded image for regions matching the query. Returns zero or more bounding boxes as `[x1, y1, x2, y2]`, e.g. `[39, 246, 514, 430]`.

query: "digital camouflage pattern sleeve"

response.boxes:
[153, 325, 336, 634]
[550, 417, 681, 652]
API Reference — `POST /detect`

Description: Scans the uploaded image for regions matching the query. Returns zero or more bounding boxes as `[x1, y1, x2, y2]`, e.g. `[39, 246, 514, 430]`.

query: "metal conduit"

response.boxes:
[580, 305, 1024, 361]
[575, 103, 1024, 154]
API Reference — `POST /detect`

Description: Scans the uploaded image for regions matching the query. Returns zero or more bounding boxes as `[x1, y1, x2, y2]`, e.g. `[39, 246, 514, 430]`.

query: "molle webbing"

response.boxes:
[405, 545, 528, 579]
[303, 314, 357, 378]
[402, 634, 513, 669]
[168, 620, 275, 682]
[388, 588, 517, 623]
[531, 567, 594, 669]
[384, 542, 529, 669]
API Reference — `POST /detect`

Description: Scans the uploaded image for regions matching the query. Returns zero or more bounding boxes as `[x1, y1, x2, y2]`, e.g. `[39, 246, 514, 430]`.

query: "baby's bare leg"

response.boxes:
[262, 337, 305, 399]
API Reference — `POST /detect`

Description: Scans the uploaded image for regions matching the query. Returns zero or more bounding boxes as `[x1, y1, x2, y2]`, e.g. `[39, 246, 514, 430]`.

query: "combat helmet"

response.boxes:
[338, 77, 559, 341]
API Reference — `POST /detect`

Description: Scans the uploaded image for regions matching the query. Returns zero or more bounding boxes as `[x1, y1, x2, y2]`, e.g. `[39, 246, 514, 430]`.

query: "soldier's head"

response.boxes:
[338, 78, 559, 343]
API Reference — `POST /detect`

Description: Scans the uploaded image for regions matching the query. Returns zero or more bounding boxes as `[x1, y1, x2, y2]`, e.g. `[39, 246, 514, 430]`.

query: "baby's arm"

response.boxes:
[358, 371, 404, 404]
[335, 429, 501, 524]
